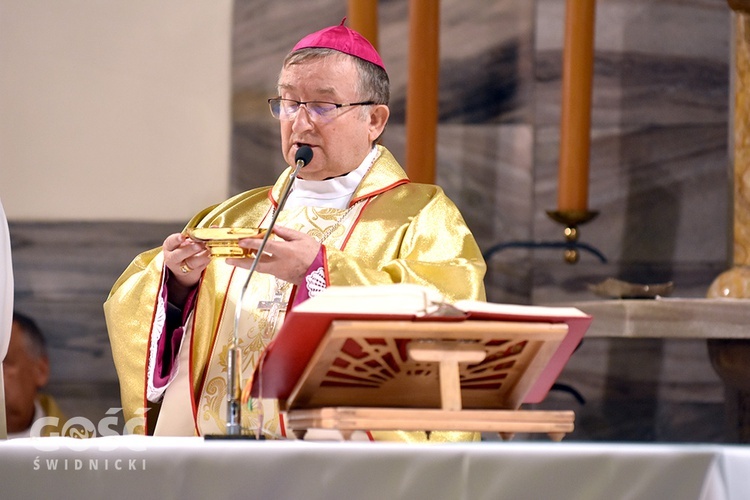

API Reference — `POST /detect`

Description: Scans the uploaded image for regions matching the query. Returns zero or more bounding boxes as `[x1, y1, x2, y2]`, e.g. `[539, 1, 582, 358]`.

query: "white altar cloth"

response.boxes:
[1, 437, 749, 499]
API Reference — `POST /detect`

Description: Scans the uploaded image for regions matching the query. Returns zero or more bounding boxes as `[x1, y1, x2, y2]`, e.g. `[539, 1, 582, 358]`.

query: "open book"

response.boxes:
[248, 284, 592, 409]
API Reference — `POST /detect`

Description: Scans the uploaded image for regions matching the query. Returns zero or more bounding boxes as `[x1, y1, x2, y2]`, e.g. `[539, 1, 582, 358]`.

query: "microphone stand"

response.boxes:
[225, 146, 312, 436]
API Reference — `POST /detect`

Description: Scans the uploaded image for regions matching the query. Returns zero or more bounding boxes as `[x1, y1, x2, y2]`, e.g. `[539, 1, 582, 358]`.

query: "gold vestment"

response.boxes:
[104, 146, 486, 441]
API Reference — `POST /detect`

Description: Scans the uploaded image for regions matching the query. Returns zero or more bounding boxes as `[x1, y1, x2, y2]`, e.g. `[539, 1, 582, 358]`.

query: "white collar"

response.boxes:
[285, 147, 379, 210]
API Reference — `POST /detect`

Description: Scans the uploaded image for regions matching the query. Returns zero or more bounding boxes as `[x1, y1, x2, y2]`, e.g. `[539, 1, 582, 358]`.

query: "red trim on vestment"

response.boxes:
[287, 285, 298, 311]
[142, 265, 166, 434]
[340, 198, 370, 250]
[267, 187, 278, 209]
[193, 265, 237, 436]
[188, 301, 200, 436]
[279, 413, 287, 438]
[349, 178, 409, 206]
[321, 245, 330, 286]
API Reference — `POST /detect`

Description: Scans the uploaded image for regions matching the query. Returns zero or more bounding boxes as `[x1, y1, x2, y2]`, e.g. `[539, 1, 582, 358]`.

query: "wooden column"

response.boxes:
[557, 0, 597, 212]
[405, 0, 440, 184]
[348, 0, 379, 49]
[707, 0, 750, 443]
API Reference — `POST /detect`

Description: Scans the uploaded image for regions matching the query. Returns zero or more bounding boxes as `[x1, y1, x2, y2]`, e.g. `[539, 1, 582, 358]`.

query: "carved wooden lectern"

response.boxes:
[249, 286, 591, 441]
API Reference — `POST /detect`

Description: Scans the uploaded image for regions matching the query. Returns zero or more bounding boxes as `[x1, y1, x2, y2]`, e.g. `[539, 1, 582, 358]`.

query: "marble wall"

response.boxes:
[9, 0, 734, 441]
[10, 222, 182, 431]
[529, 0, 731, 442]
[229, 0, 732, 442]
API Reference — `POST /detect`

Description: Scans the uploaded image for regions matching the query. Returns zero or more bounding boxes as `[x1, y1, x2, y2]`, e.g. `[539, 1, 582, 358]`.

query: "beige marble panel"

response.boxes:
[10, 221, 182, 428]
[568, 298, 750, 339]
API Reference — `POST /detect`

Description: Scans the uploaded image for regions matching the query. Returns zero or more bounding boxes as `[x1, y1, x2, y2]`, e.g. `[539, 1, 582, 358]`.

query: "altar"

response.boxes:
[562, 297, 750, 442]
[1, 436, 749, 499]
[570, 298, 750, 340]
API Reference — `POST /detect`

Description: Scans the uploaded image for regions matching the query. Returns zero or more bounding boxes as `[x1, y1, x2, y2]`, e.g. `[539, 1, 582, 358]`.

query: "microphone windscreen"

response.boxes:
[295, 146, 314, 166]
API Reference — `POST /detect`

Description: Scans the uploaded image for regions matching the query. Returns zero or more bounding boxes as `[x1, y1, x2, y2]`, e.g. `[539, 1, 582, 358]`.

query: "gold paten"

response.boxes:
[186, 227, 265, 257]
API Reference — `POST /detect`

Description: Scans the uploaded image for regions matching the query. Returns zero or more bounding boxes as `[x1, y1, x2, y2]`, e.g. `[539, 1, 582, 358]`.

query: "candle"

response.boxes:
[557, 0, 597, 213]
[347, 0, 379, 50]
[405, 0, 440, 184]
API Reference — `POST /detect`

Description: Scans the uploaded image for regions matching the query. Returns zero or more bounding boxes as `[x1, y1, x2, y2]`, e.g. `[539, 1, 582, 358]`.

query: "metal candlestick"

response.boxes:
[546, 210, 599, 264]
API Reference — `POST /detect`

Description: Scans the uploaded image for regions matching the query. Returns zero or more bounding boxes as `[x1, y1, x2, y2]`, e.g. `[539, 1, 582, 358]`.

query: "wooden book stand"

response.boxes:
[279, 319, 575, 441]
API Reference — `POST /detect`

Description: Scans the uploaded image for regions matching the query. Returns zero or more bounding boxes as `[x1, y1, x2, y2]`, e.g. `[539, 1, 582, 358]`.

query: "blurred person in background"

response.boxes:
[3, 311, 66, 438]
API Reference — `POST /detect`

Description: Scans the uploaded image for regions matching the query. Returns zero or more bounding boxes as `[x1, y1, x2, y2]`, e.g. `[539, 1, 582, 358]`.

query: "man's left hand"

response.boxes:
[227, 225, 321, 285]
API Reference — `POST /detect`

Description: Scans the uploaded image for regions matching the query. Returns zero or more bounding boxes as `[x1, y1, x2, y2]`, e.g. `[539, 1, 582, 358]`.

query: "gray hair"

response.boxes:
[280, 48, 390, 105]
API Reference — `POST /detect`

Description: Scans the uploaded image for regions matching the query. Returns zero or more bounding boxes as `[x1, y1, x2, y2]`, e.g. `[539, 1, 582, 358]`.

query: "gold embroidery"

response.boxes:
[196, 203, 367, 437]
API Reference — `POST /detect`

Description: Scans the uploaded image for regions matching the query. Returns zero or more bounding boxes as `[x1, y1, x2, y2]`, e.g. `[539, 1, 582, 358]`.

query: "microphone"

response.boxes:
[224, 146, 313, 436]
[295, 145, 313, 169]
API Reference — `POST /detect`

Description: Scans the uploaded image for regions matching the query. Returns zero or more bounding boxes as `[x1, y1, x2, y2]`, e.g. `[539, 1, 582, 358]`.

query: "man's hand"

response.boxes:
[227, 226, 321, 285]
[163, 233, 210, 289]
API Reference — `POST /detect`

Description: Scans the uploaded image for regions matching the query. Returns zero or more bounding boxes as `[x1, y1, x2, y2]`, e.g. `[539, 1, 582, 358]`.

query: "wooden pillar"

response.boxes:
[707, 0, 750, 443]
[405, 0, 440, 184]
[347, 0, 379, 49]
[557, 0, 597, 213]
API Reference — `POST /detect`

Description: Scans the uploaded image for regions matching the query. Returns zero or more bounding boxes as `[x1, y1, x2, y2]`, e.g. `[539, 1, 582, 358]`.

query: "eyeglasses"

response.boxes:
[268, 97, 376, 123]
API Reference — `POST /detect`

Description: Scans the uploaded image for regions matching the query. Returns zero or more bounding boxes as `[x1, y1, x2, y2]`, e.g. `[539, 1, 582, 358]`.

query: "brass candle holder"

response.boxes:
[546, 210, 599, 264]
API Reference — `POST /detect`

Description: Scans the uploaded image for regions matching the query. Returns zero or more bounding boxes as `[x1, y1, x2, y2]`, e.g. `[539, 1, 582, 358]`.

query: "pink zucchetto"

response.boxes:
[291, 18, 386, 71]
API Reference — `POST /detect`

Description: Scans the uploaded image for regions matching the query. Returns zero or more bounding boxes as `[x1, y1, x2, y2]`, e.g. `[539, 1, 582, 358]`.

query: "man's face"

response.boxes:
[3, 322, 48, 433]
[277, 55, 388, 180]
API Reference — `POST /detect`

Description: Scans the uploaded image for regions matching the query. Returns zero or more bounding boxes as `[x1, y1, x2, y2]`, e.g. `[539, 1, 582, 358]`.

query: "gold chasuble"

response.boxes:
[104, 146, 486, 442]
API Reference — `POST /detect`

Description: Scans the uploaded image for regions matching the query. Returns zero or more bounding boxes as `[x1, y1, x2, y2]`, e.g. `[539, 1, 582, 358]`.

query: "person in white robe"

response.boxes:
[0, 198, 14, 438]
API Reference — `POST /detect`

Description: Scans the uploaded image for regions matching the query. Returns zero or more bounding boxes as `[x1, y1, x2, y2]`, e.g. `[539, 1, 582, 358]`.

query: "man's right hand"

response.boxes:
[163, 232, 210, 290]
